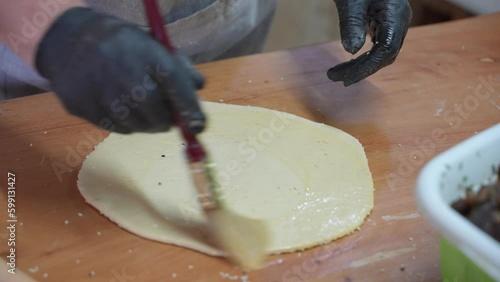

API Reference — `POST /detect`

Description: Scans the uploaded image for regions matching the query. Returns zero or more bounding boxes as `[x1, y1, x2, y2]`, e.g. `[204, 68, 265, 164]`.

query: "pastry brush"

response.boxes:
[143, 0, 269, 270]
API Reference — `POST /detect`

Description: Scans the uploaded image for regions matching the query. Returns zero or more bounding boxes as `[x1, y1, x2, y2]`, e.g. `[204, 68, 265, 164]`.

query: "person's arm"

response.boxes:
[328, 0, 412, 86]
[0, 0, 87, 67]
[1, 3, 205, 134]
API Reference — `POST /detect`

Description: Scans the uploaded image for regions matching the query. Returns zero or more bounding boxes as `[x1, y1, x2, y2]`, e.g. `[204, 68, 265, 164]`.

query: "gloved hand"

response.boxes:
[328, 0, 412, 86]
[36, 7, 205, 134]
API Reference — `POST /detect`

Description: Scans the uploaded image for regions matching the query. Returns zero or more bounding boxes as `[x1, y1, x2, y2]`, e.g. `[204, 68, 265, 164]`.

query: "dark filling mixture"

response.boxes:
[451, 166, 500, 242]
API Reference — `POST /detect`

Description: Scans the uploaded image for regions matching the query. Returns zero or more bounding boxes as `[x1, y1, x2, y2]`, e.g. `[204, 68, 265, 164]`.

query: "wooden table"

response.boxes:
[1, 13, 499, 282]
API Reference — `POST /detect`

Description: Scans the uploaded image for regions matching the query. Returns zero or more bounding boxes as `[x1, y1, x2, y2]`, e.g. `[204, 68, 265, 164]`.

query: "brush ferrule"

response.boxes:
[190, 162, 217, 210]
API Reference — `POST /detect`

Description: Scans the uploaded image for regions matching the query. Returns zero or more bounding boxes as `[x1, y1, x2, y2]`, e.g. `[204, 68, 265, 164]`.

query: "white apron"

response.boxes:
[0, 0, 276, 99]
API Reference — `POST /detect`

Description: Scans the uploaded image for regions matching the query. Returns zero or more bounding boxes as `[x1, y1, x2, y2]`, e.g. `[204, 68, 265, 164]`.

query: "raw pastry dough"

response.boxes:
[78, 102, 373, 255]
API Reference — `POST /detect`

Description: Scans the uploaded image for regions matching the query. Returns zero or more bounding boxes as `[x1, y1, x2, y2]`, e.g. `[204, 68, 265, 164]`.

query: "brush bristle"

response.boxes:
[202, 156, 268, 269]
[208, 208, 269, 270]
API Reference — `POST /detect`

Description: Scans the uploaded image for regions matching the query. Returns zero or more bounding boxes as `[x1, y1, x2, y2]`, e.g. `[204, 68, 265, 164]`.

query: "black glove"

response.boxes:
[36, 7, 205, 134]
[328, 0, 412, 86]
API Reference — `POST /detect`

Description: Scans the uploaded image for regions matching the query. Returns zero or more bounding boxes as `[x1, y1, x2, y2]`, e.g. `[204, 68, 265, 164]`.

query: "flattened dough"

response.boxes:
[78, 102, 373, 255]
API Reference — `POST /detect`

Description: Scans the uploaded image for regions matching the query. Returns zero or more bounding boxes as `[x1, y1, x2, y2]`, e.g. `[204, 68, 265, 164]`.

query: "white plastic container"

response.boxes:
[416, 123, 500, 281]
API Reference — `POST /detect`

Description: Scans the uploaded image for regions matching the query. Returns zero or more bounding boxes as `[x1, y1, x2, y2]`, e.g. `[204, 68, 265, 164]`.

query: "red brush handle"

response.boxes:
[143, 0, 206, 162]
[143, 0, 175, 53]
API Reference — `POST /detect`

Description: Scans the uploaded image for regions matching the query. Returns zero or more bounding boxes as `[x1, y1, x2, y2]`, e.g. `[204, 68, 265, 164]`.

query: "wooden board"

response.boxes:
[1, 13, 499, 282]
